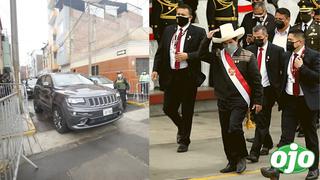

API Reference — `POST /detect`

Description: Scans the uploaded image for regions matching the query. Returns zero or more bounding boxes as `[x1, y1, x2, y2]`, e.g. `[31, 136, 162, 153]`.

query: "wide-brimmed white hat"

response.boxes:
[212, 23, 245, 43]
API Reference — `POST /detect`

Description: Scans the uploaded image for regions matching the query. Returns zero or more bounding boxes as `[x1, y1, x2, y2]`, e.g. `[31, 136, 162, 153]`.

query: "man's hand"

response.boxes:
[175, 52, 188, 62]
[252, 104, 262, 113]
[294, 56, 303, 69]
[246, 34, 254, 45]
[151, 71, 158, 81]
[207, 29, 220, 39]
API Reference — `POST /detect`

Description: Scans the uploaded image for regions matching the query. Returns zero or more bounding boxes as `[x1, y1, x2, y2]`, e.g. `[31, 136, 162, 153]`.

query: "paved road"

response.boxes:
[18, 102, 148, 180]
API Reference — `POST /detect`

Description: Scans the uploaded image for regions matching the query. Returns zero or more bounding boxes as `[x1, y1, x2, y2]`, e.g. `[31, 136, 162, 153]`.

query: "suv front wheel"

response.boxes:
[53, 106, 69, 134]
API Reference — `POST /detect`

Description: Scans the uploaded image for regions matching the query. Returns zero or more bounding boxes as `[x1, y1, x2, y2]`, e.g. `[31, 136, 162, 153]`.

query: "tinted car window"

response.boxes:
[52, 74, 94, 87]
[90, 76, 112, 84]
[45, 75, 53, 87]
[36, 76, 44, 86]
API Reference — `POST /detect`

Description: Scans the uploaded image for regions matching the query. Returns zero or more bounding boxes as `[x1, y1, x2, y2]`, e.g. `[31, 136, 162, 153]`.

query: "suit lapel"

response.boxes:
[183, 25, 193, 52]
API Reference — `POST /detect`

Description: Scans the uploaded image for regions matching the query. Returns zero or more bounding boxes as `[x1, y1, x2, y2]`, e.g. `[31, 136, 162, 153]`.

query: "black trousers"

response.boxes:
[218, 97, 249, 164]
[278, 93, 319, 171]
[250, 86, 276, 156]
[163, 69, 197, 146]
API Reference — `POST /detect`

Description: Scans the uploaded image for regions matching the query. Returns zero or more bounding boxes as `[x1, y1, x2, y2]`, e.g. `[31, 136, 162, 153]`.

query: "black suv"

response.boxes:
[33, 73, 123, 133]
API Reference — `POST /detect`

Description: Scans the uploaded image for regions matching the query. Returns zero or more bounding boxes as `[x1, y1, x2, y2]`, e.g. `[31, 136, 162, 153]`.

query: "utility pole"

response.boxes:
[88, 3, 92, 76]
[10, 0, 23, 113]
[10, 0, 20, 83]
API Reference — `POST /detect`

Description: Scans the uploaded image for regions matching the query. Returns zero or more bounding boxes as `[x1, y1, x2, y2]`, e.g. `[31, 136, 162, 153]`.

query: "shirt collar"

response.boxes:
[293, 45, 305, 56]
[262, 41, 268, 50]
[178, 22, 190, 32]
[302, 20, 313, 28]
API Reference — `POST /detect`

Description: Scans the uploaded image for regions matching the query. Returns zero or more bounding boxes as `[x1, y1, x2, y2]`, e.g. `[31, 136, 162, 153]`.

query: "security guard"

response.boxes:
[151, 0, 198, 42]
[292, 0, 320, 52]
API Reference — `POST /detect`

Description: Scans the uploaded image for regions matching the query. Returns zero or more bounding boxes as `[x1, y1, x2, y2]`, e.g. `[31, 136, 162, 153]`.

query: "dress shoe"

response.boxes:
[260, 147, 270, 156]
[297, 131, 305, 138]
[246, 137, 254, 143]
[306, 169, 319, 180]
[260, 167, 280, 180]
[246, 154, 258, 163]
[220, 163, 236, 173]
[177, 144, 188, 153]
[236, 158, 246, 173]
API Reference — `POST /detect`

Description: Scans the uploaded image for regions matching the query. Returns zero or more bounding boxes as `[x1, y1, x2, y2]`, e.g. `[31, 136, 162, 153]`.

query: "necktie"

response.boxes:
[292, 53, 300, 96]
[304, 24, 308, 33]
[175, 28, 183, 70]
[257, 47, 263, 71]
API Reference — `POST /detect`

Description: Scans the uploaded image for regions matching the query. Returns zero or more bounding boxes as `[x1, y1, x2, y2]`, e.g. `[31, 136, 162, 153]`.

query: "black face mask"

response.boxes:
[300, 13, 312, 23]
[286, 41, 296, 52]
[275, 20, 285, 29]
[254, 38, 265, 47]
[176, 16, 189, 27]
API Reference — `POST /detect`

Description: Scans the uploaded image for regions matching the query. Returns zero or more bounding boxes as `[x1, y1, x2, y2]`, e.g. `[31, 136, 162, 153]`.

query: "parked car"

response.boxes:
[26, 78, 38, 98]
[88, 76, 114, 89]
[33, 73, 123, 133]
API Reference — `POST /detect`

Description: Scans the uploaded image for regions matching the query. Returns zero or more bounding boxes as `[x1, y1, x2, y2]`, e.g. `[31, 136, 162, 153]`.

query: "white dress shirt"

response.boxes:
[253, 14, 268, 26]
[302, 19, 313, 32]
[170, 22, 190, 69]
[285, 46, 305, 96]
[258, 41, 271, 87]
[272, 26, 290, 51]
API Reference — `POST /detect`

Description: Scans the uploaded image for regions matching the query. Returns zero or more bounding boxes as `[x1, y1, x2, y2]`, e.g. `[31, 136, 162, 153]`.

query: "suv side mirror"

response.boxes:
[93, 80, 98, 84]
[43, 82, 51, 88]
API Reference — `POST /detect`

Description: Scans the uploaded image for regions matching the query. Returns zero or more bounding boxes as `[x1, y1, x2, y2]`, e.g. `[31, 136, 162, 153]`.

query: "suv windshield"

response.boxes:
[90, 76, 113, 84]
[28, 79, 37, 86]
[53, 74, 94, 87]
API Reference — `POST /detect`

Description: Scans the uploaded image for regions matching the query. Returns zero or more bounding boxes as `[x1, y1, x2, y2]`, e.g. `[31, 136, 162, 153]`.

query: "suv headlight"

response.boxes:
[67, 97, 85, 104]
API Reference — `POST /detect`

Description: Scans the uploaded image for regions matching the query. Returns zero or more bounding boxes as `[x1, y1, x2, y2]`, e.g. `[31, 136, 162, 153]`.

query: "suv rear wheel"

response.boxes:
[53, 106, 69, 134]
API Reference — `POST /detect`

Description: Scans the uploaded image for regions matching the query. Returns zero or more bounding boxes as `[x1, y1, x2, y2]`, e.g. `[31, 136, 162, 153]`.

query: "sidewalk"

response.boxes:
[149, 101, 318, 180]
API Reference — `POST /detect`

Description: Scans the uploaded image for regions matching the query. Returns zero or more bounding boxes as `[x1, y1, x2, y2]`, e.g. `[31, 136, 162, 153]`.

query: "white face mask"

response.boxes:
[117, 74, 122, 78]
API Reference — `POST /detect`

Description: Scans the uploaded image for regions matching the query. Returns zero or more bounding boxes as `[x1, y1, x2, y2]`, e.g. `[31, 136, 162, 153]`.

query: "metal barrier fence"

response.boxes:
[0, 83, 37, 180]
[133, 82, 149, 103]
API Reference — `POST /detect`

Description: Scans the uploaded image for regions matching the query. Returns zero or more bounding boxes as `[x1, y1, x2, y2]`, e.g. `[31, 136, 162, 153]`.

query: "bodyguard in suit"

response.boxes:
[270, 8, 291, 51]
[245, 25, 284, 162]
[292, 0, 320, 52]
[151, 4, 206, 153]
[240, 2, 275, 48]
[199, 23, 263, 174]
[261, 29, 319, 180]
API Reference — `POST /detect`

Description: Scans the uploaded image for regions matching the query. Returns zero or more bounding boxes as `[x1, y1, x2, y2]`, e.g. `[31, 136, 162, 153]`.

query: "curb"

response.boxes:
[23, 113, 36, 136]
[127, 100, 149, 107]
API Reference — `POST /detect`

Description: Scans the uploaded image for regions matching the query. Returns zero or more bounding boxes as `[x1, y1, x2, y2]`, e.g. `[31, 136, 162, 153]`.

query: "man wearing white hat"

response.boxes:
[199, 23, 263, 174]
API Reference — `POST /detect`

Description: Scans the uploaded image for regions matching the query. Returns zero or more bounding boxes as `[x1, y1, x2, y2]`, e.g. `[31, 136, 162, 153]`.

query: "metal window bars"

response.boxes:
[0, 83, 38, 180]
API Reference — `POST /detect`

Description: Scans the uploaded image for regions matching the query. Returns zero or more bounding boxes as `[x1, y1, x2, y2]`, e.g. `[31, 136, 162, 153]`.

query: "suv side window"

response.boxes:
[36, 76, 43, 86]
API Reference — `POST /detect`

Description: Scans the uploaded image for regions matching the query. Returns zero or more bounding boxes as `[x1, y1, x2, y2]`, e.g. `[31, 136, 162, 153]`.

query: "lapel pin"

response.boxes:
[187, 35, 191, 40]
[266, 56, 270, 62]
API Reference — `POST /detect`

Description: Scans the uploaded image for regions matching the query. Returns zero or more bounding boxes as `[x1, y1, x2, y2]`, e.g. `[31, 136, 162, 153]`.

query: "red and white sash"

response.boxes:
[221, 49, 251, 106]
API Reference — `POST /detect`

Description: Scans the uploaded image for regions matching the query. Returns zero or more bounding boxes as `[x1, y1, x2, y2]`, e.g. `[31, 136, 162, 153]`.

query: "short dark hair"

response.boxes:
[253, 24, 268, 35]
[253, 1, 266, 10]
[288, 28, 305, 39]
[176, 4, 193, 16]
[276, 8, 291, 18]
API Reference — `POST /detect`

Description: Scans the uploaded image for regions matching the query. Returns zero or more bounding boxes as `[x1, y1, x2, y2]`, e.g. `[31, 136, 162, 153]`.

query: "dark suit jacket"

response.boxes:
[199, 37, 263, 105]
[246, 42, 284, 97]
[153, 24, 206, 90]
[240, 12, 275, 48]
[280, 47, 320, 111]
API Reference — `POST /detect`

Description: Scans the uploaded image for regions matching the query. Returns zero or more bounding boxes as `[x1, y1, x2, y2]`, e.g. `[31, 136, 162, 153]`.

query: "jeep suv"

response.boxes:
[33, 73, 123, 133]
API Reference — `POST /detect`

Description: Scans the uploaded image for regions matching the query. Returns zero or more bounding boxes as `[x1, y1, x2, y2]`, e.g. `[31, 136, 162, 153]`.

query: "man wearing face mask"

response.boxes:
[292, 0, 320, 52]
[114, 71, 130, 110]
[245, 25, 284, 163]
[241, 2, 275, 48]
[152, 4, 206, 153]
[270, 8, 291, 51]
[199, 23, 263, 174]
[261, 29, 320, 180]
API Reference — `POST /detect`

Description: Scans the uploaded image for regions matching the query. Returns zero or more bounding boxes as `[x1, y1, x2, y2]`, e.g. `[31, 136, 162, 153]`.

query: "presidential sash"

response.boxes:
[220, 49, 251, 106]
